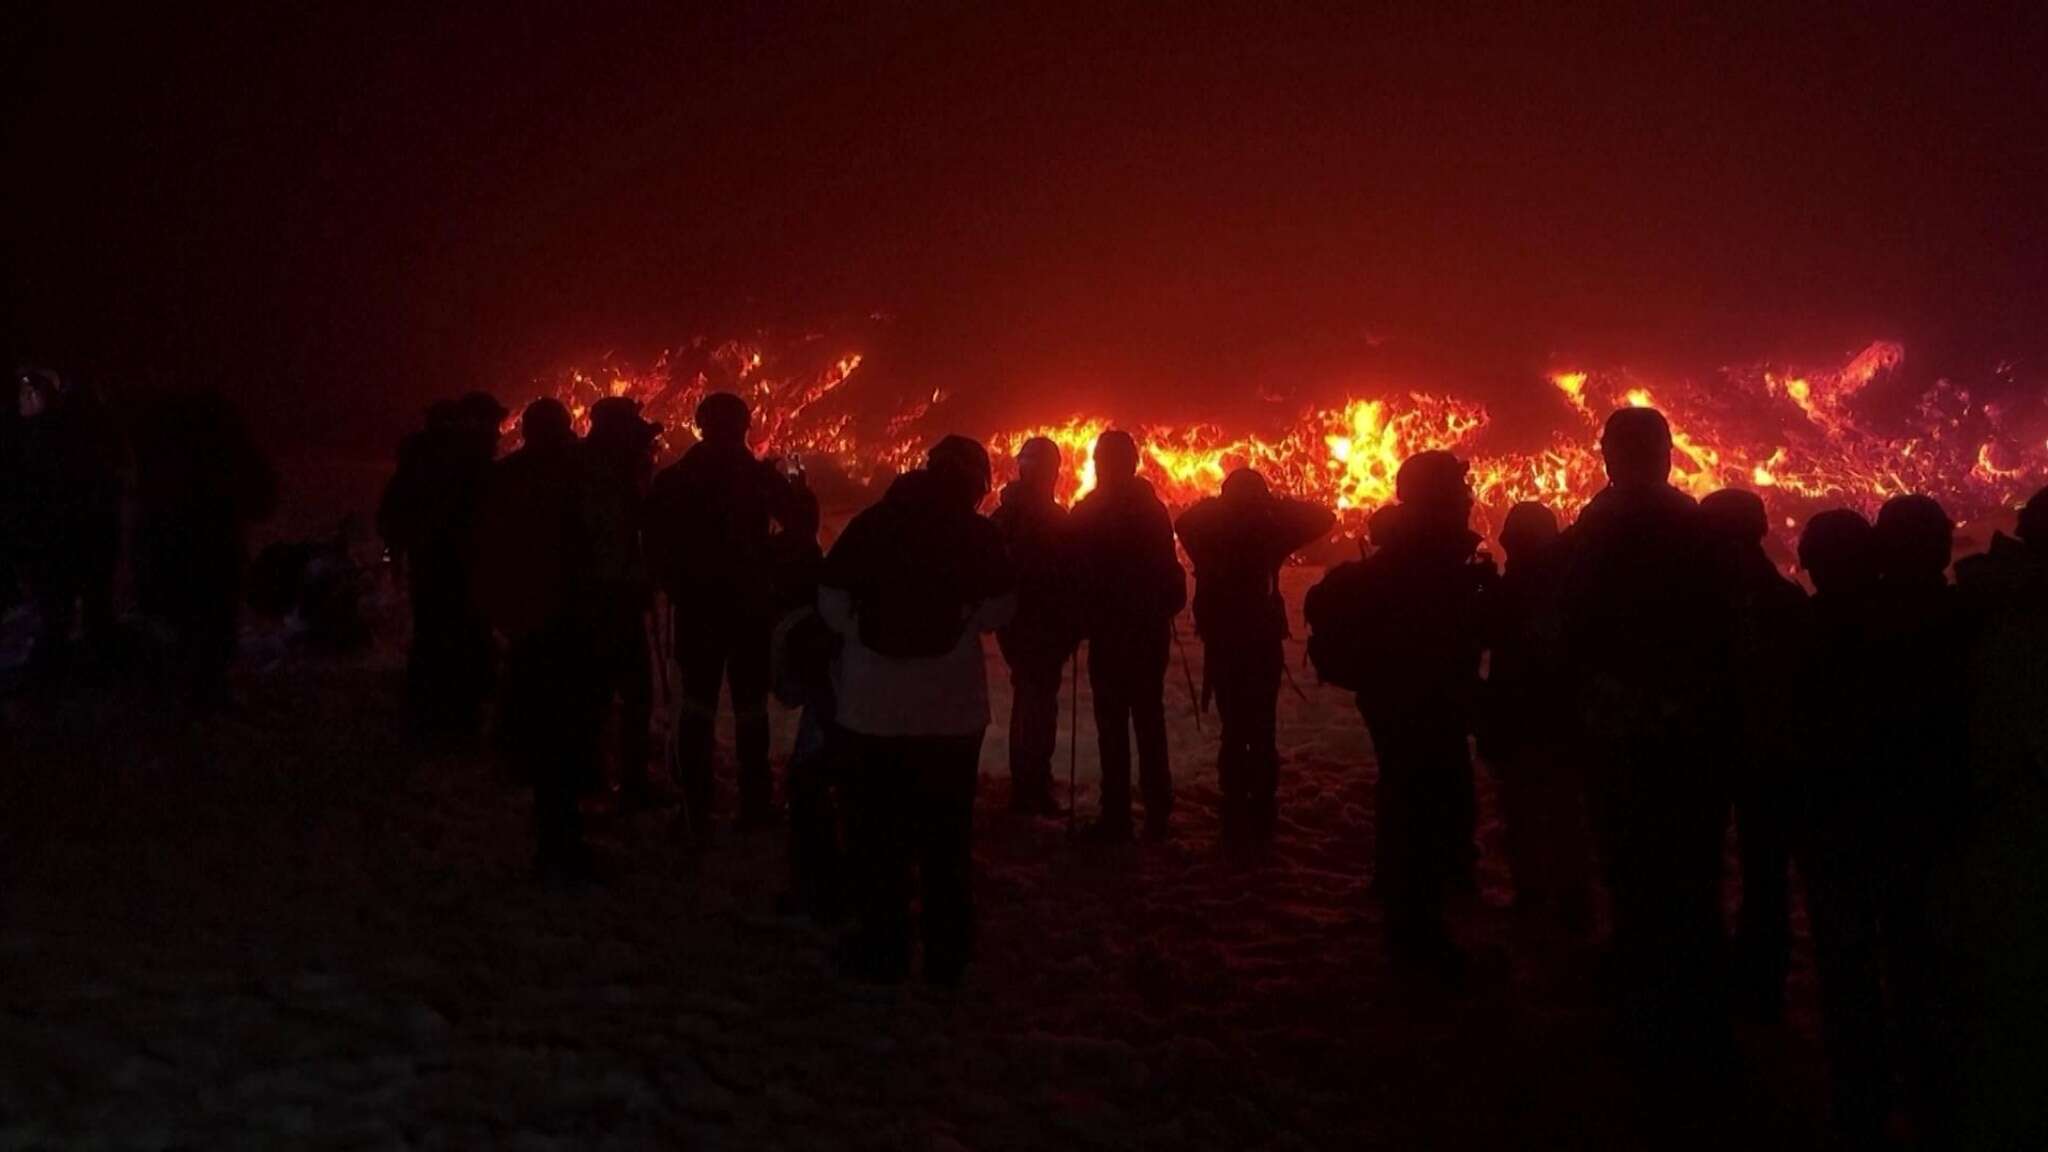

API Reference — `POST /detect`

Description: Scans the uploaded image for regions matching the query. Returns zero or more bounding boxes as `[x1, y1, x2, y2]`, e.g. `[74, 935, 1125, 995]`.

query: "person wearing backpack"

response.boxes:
[1175, 468, 1333, 853]
[819, 436, 1015, 985]
[1068, 430, 1187, 843]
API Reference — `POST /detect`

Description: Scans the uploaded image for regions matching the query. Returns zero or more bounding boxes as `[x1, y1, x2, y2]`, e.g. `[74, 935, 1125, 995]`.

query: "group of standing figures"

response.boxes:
[2, 370, 277, 710]
[383, 390, 2048, 1147]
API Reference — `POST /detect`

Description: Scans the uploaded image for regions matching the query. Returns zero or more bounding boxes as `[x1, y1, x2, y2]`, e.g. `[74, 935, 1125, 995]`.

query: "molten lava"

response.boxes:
[516, 336, 2048, 547]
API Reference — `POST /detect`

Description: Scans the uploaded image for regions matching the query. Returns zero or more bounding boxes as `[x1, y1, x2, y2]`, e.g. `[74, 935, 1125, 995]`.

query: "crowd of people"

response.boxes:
[383, 387, 2047, 1145]
[2, 368, 276, 709]
[11, 366, 2045, 1145]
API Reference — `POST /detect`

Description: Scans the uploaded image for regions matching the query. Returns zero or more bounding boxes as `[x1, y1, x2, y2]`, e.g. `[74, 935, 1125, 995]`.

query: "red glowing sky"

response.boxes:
[8, 4, 2047, 448]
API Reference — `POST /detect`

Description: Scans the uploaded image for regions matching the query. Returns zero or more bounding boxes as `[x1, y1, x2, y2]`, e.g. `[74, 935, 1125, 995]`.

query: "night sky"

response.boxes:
[9, 3, 2046, 448]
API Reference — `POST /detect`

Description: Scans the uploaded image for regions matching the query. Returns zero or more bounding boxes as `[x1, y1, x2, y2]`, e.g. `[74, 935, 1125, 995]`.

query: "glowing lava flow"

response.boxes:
[517, 338, 2048, 544]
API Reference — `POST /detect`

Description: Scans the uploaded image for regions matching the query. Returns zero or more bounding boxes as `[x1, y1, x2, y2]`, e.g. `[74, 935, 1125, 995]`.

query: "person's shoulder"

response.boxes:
[1173, 497, 1210, 531]
[964, 509, 1009, 548]
[1069, 489, 1106, 524]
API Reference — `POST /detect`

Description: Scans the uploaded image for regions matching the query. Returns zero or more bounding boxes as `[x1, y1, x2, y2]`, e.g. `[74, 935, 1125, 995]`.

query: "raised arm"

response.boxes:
[1269, 497, 1336, 557]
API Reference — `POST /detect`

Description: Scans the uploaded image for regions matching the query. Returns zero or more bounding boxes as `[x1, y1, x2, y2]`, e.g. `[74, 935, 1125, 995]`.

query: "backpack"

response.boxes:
[1303, 559, 1375, 691]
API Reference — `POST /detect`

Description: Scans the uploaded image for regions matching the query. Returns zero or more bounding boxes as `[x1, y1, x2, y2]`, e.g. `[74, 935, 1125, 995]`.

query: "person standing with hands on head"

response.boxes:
[1068, 430, 1187, 843]
[647, 392, 805, 841]
[989, 436, 1078, 817]
[820, 436, 1015, 985]
[1174, 468, 1334, 854]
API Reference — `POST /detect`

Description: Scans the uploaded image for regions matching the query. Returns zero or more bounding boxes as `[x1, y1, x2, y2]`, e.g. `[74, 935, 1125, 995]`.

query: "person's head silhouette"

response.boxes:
[927, 435, 994, 511]
[1221, 467, 1271, 504]
[1016, 436, 1061, 495]
[694, 392, 752, 445]
[519, 398, 574, 452]
[1799, 508, 1876, 597]
[1600, 407, 1674, 490]
[1700, 489, 1769, 548]
[1093, 430, 1140, 487]
[1395, 450, 1472, 534]
[1874, 494, 1953, 584]
[588, 396, 657, 451]
[1499, 501, 1559, 564]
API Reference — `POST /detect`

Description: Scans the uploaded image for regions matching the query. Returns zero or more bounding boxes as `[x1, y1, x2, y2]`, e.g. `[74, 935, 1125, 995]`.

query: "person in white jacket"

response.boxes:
[818, 436, 1015, 985]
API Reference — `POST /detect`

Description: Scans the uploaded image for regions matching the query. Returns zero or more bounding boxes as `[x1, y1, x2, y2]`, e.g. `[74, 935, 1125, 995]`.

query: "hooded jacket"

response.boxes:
[819, 470, 1017, 736]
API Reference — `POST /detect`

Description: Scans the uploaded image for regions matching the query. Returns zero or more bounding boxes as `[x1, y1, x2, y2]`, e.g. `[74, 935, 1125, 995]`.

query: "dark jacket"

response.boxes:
[576, 432, 653, 601]
[1343, 522, 1491, 732]
[377, 421, 494, 604]
[1559, 483, 1730, 721]
[820, 469, 1014, 660]
[989, 480, 1076, 672]
[1068, 477, 1186, 641]
[131, 392, 273, 614]
[1176, 493, 1333, 650]
[477, 439, 587, 638]
[646, 439, 798, 622]
[1866, 576, 1971, 833]
[1480, 550, 1572, 761]
[1718, 544, 1813, 766]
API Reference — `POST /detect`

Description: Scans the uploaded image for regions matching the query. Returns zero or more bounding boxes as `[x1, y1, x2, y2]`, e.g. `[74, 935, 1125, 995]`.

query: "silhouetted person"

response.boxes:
[131, 389, 275, 710]
[767, 467, 840, 918]
[1560, 407, 1731, 1077]
[577, 397, 663, 807]
[1796, 507, 1897, 1146]
[381, 391, 505, 737]
[1175, 468, 1333, 852]
[1335, 453, 1490, 976]
[479, 398, 595, 882]
[1862, 493, 1968, 1139]
[647, 392, 803, 837]
[989, 436, 1077, 816]
[820, 436, 1015, 984]
[1480, 501, 1592, 931]
[1068, 431, 1186, 842]
[1949, 485, 2048, 1148]
[13, 369, 122, 685]
[1700, 487, 1810, 1018]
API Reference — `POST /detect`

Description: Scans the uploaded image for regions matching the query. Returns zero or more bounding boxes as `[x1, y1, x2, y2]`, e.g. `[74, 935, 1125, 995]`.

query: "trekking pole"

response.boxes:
[1068, 647, 1080, 838]
[1173, 618, 1203, 733]
[645, 607, 671, 710]
[1280, 656, 1311, 704]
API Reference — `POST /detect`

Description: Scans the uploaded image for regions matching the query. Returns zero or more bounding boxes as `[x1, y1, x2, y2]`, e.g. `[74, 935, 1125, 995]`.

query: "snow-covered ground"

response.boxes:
[0, 566, 1832, 1149]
